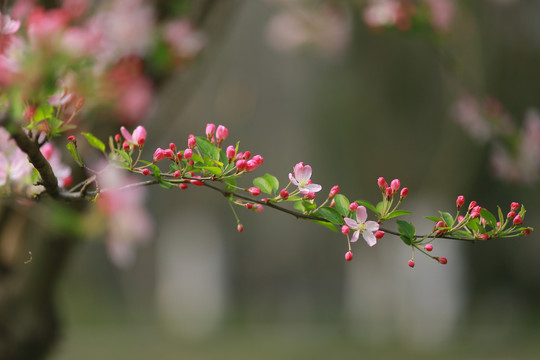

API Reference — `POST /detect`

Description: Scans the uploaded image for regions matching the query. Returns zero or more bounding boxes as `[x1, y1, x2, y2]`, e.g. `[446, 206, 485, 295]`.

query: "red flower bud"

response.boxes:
[114, 134, 121, 144]
[377, 177, 388, 191]
[226, 145, 236, 161]
[329, 185, 340, 198]
[513, 215, 523, 225]
[169, 143, 176, 152]
[163, 149, 175, 159]
[349, 202, 359, 212]
[375, 231, 385, 239]
[280, 189, 289, 200]
[345, 251, 353, 262]
[188, 135, 196, 149]
[236, 159, 247, 171]
[408, 259, 415, 268]
[245, 203, 253, 210]
[179, 183, 188, 190]
[390, 179, 400, 193]
[206, 124, 215, 139]
[142, 169, 150, 176]
[456, 195, 465, 209]
[184, 148, 193, 159]
[243, 151, 252, 160]
[400, 187, 408, 198]
[341, 225, 350, 235]
[248, 187, 261, 196]
[190, 179, 204, 186]
[237, 224, 244, 233]
[468, 201, 477, 212]
[437, 257, 448, 265]
[510, 202, 519, 211]
[507, 211, 516, 219]
[523, 228, 531, 235]
[174, 170, 181, 178]
[252, 155, 264, 165]
[424, 243, 433, 252]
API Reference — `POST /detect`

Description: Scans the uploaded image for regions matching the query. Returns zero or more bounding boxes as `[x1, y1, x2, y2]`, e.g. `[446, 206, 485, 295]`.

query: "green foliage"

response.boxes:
[82, 132, 106, 153]
[397, 219, 416, 245]
[66, 142, 83, 167]
[480, 208, 497, 228]
[356, 199, 377, 214]
[317, 206, 344, 226]
[334, 194, 350, 217]
[195, 137, 219, 161]
[253, 177, 273, 195]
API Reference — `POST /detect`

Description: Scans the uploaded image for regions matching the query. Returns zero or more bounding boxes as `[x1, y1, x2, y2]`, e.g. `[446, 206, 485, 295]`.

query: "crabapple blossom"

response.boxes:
[236, 159, 247, 171]
[344, 206, 380, 247]
[329, 185, 340, 197]
[345, 251, 353, 261]
[280, 189, 289, 200]
[511, 202, 519, 211]
[153, 148, 165, 162]
[456, 195, 465, 209]
[400, 187, 408, 198]
[425, 244, 433, 251]
[289, 162, 322, 194]
[205, 123, 215, 139]
[188, 135, 196, 149]
[216, 125, 228, 146]
[513, 215, 523, 225]
[248, 187, 261, 196]
[184, 148, 193, 159]
[163, 149, 175, 159]
[142, 169, 150, 176]
[523, 229, 531, 235]
[173, 170, 180, 178]
[121, 126, 147, 147]
[252, 154, 264, 165]
[390, 179, 400, 193]
[341, 225, 350, 235]
[408, 259, 415, 268]
[507, 211, 516, 219]
[437, 257, 448, 265]
[245, 160, 258, 172]
[179, 183, 188, 190]
[374, 231, 385, 239]
[349, 202, 359, 212]
[237, 224, 244, 233]
[377, 177, 388, 191]
[226, 146, 236, 161]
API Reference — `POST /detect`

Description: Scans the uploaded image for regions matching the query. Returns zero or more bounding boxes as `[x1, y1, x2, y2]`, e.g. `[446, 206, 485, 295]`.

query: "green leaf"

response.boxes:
[82, 132, 106, 153]
[317, 206, 344, 225]
[480, 208, 497, 228]
[224, 177, 237, 192]
[375, 201, 384, 214]
[383, 210, 412, 220]
[334, 194, 350, 217]
[467, 218, 479, 231]
[150, 164, 161, 180]
[169, 163, 179, 172]
[439, 211, 454, 227]
[117, 149, 132, 166]
[426, 216, 442, 223]
[191, 153, 204, 165]
[66, 142, 82, 167]
[195, 137, 219, 161]
[263, 173, 279, 194]
[294, 201, 306, 213]
[497, 206, 504, 226]
[397, 219, 416, 239]
[159, 180, 173, 189]
[253, 177, 273, 195]
[400, 235, 412, 246]
[309, 219, 338, 233]
[356, 200, 377, 214]
[199, 166, 222, 176]
[518, 205, 526, 218]
[302, 200, 317, 212]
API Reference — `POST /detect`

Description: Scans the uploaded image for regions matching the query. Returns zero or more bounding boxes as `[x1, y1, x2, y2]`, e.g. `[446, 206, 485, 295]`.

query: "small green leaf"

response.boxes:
[497, 206, 504, 226]
[356, 200, 377, 214]
[117, 149, 132, 166]
[66, 142, 83, 167]
[426, 216, 442, 223]
[334, 194, 350, 217]
[253, 177, 273, 195]
[439, 211, 454, 227]
[309, 219, 338, 233]
[150, 164, 161, 180]
[518, 205, 526, 218]
[317, 206, 344, 225]
[294, 201, 306, 213]
[191, 153, 204, 164]
[199, 166, 222, 176]
[159, 180, 173, 189]
[303, 200, 317, 212]
[82, 132, 106, 153]
[467, 218, 479, 231]
[400, 235, 412, 246]
[375, 201, 384, 214]
[263, 173, 279, 194]
[224, 177, 237, 192]
[397, 219, 416, 239]
[383, 210, 412, 219]
[195, 137, 219, 161]
[480, 208, 497, 228]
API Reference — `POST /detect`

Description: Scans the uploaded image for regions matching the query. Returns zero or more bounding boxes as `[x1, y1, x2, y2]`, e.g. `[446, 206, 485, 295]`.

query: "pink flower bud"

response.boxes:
[243, 151, 252, 160]
[349, 202, 359, 212]
[174, 170, 181, 178]
[179, 183, 188, 190]
[437, 257, 448, 265]
[114, 134, 121, 143]
[280, 189, 289, 200]
[237, 152, 244, 159]
[206, 123, 216, 139]
[245, 160, 258, 172]
[62, 175, 73, 188]
[67, 135, 76, 143]
[510, 202, 519, 211]
[190, 179, 204, 186]
[377, 177, 387, 191]
[305, 192, 315, 200]
[425, 243, 433, 252]
[385, 187, 393, 198]
[458, 215, 464, 222]
[188, 135, 196, 149]
[477, 234, 489, 240]
[400, 187, 408, 198]
[237, 224, 244, 233]
[523, 228, 531, 235]
[436, 221, 446, 228]
[341, 225, 350, 235]
[252, 155, 264, 165]
[177, 152, 183, 161]
[216, 125, 228, 145]
[468, 201, 477, 212]
[375, 231, 385, 239]
[254, 204, 264, 213]
[123, 141, 130, 151]
[391, 179, 400, 193]
[329, 185, 340, 198]
[189, 160, 194, 166]
[456, 195, 465, 209]
[345, 251, 353, 262]
[226, 145, 236, 161]
[249, 187, 261, 196]
[163, 149, 175, 159]
[408, 260, 415, 268]
[246, 203, 253, 210]
[507, 211, 516, 219]
[169, 143, 176, 152]
[153, 148, 165, 162]
[330, 199, 335, 207]
[184, 148, 193, 159]
[236, 159, 247, 171]
[41, 143, 54, 160]
[142, 169, 150, 176]
[513, 215, 523, 225]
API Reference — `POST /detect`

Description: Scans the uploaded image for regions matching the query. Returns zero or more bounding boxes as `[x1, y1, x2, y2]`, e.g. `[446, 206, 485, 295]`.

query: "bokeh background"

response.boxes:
[52, 1, 540, 359]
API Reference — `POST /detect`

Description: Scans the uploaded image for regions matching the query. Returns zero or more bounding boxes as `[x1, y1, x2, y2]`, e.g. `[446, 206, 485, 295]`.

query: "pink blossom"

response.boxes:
[390, 178, 400, 192]
[422, 0, 454, 32]
[205, 123, 216, 139]
[184, 148, 193, 159]
[120, 125, 147, 146]
[363, 0, 401, 28]
[188, 135, 196, 149]
[163, 19, 206, 59]
[252, 154, 264, 166]
[153, 148, 165, 162]
[1, 13, 21, 34]
[226, 145, 236, 161]
[344, 206, 380, 247]
[345, 251, 353, 261]
[245, 159, 258, 172]
[288, 162, 322, 194]
[216, 125, 228, 146]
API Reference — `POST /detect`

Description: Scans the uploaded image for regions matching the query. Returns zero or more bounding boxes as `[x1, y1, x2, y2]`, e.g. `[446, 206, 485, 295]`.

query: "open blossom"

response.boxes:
[344, 205, 380, 247]
[1, 13, 21, 34]
[120, 125, 147, 146]
[288, 162, 322, 194]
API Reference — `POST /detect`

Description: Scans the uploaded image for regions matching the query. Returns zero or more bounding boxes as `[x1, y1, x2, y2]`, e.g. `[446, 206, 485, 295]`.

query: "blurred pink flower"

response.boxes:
[422, 0, 455, 31]
[1, 13, 21, 34]
[363, 0, 401, 28]
[163, 20, 206, 59]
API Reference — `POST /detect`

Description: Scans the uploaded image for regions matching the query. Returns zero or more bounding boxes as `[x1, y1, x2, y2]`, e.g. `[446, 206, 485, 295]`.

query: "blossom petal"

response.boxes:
[356, 205, 367, 223]
[363, 231, 377, 247]
[132, 126, 147, 143]
[303, 183, 322, 193]
[365, 221, 379, 232]
[120, 126, 133, 143]
[344, 217, 357, 229]
[350, 230, 360, 243]
[289, 173, 298, 186]
[296, 164, 312, 182]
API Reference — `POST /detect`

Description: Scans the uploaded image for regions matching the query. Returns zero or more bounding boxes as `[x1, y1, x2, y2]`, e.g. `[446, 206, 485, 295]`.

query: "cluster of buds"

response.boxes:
[205, 123, 229, 146]
[378, 177, 408, 200]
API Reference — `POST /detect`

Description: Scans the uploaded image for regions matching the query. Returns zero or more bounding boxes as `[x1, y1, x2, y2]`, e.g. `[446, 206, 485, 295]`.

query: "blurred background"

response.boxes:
[51, 1, 540, 359]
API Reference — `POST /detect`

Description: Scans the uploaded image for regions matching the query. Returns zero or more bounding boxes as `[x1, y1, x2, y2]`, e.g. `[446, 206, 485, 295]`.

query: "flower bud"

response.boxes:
[349, 202, 359, 212]
[330, 198, 335, 207]
[341, 225, 350, 235]
[67, 135, 76, 144]
[252, 155, 264, 165]
[458, 215, 464, 222]
[179, 183, 188, 190]
[377, 177, 387, 191]
[385, 187, 393, 198]
[216, 125, 228, 145]
[437, 257, 448, 265]
[305, 192, 316, 200]
[174, 170, 181, 178]
[507, 211, 516, 219]
[236, 159, 247, 171]
[206, 123, 216, 139]
[329, 185, 340, 198]
[513, 215, 523, 225]
[226, 145, 236, 161]
[237, 224, 244, 233]
[190, 179, 204, 186]
[280, 189, 289, 200]
[408, 260, 415, 268]
[142, 169, 150, 176]
[123, 141, 130, 151]
[154, 148, 165, 162]
[189, 160, 194, 166]
[477, 234, 489, 240]
[169, 143, 176, 152]
[188, 135, 196, 149]
[245, 160, 258, 172]
[456, 195, 465, 209]
[400, 187, 408, 199]
[184, 148, 193, 159]
[375, 231, 385, 239]
[511, 202, 519, 211]
[254, 204, 264, 213]
[248, 187, 261, 196]
[243, 151, 252, 160]
[163, 149, 175, 159]
[523, 228, 531, 235]
[424, 244, 433, 252]
[345, 251, 353, 262]
[245, 203, 253, 210]
[468, 201, 477, 212]
[390, 179, 400, 193]
[114, 134, 121, 144]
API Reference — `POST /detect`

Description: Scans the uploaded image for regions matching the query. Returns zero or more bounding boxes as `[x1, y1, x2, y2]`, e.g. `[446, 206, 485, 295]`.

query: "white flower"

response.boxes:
[288, 162, 322, 194]
[344, 206, 380, 247]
